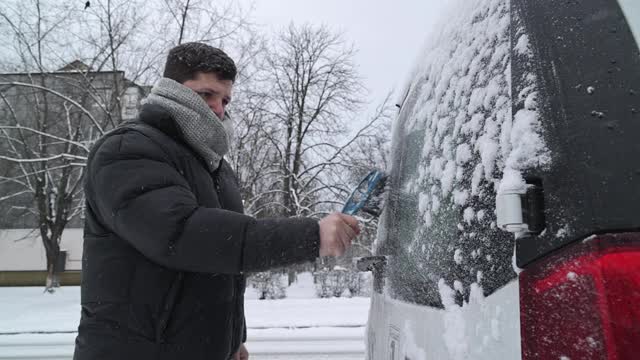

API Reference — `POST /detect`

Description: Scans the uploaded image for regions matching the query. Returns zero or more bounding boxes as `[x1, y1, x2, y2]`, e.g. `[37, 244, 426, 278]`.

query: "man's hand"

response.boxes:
[318, 213, 360, 257]
[232, 343, 248, 360]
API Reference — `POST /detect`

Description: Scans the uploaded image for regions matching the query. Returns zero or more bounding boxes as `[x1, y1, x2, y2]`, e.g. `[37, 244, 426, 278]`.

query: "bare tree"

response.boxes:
[342, 96, 394, 257]
[258, 23, 370, 218]
[0, 82, 98, 291]
[232, 24, 394, 251]
[159, 0, 249, 45]
[0, 0, 150, 291]
[0, 0, 264, 291]
[0, 2, 390, 291]
[227, 91, 284, 217]
[0, 0, 99, 291]
[228, 24, 392, 284]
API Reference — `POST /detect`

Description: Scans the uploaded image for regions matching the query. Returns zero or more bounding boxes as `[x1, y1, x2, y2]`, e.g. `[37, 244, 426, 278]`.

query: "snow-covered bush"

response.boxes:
[249, 271, 287, 300]
[313, 266, 349, 298]
[346, 271, 364, 297]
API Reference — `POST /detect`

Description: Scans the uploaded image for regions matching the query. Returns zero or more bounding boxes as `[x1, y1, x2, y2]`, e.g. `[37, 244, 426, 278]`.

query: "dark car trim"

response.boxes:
[512, 0, 640, 267]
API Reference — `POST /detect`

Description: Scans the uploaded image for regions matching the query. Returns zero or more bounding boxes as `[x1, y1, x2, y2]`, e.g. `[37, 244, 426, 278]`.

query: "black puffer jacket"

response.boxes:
[74, 104, 320, 360]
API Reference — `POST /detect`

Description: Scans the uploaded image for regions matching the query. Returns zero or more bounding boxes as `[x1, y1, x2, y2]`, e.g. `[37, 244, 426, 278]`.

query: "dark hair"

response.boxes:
[163, 42, 237, 83]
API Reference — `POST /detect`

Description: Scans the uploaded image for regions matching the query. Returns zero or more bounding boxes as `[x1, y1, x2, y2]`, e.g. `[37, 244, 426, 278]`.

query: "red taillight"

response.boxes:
[519, 233, 640, 360]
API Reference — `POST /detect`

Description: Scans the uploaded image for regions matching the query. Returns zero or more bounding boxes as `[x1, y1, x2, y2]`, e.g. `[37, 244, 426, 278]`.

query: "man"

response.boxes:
[73, 42, 360, 360]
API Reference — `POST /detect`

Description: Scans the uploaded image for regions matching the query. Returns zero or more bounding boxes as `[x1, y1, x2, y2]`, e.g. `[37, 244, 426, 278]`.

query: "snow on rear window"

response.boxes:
[399, 0, 549, 223]
[386, 0, 550, 276]
[380, 0, 550, 355]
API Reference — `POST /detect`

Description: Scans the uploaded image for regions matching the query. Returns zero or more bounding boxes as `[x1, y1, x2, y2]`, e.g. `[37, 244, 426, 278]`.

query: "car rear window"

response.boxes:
[377, 0, 542, 307]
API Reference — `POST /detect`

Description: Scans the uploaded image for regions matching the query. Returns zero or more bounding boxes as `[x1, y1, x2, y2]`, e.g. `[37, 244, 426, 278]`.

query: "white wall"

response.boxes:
[0, 229, 83, 271]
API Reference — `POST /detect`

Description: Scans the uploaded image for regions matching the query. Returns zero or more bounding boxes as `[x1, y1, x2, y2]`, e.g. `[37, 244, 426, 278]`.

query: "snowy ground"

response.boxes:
[0, 273, 369, 359]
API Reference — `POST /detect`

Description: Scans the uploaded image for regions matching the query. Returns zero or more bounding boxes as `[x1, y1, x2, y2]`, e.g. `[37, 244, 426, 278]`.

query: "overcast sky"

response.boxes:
[238, 0, 448, 116]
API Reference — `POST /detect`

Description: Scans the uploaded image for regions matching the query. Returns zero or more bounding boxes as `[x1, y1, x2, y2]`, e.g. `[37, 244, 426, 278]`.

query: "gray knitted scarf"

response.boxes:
[142, 77, 231, 172]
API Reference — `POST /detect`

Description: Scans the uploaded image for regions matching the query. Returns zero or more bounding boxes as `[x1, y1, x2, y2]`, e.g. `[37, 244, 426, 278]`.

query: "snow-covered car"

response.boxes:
[360, 0, 640, 359]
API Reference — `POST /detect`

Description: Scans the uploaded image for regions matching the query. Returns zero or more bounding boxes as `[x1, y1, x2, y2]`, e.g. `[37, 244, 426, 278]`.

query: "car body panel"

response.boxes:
[367, 280, 520, 360]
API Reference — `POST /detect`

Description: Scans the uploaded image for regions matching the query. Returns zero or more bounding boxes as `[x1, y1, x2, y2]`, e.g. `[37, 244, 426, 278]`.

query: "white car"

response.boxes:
[359, 0, 640, 359]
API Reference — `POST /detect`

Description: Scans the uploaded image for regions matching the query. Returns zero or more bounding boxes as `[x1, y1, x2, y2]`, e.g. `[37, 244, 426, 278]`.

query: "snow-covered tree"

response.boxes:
[0, 0, 253, 291]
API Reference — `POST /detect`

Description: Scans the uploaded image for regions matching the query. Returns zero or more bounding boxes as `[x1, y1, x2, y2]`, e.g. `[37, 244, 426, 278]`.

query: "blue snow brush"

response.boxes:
[342, 169, 388, 216]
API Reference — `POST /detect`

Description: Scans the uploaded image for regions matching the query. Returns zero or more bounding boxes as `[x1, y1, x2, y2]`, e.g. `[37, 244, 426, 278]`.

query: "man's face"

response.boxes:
[183, 72, 233, 120]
